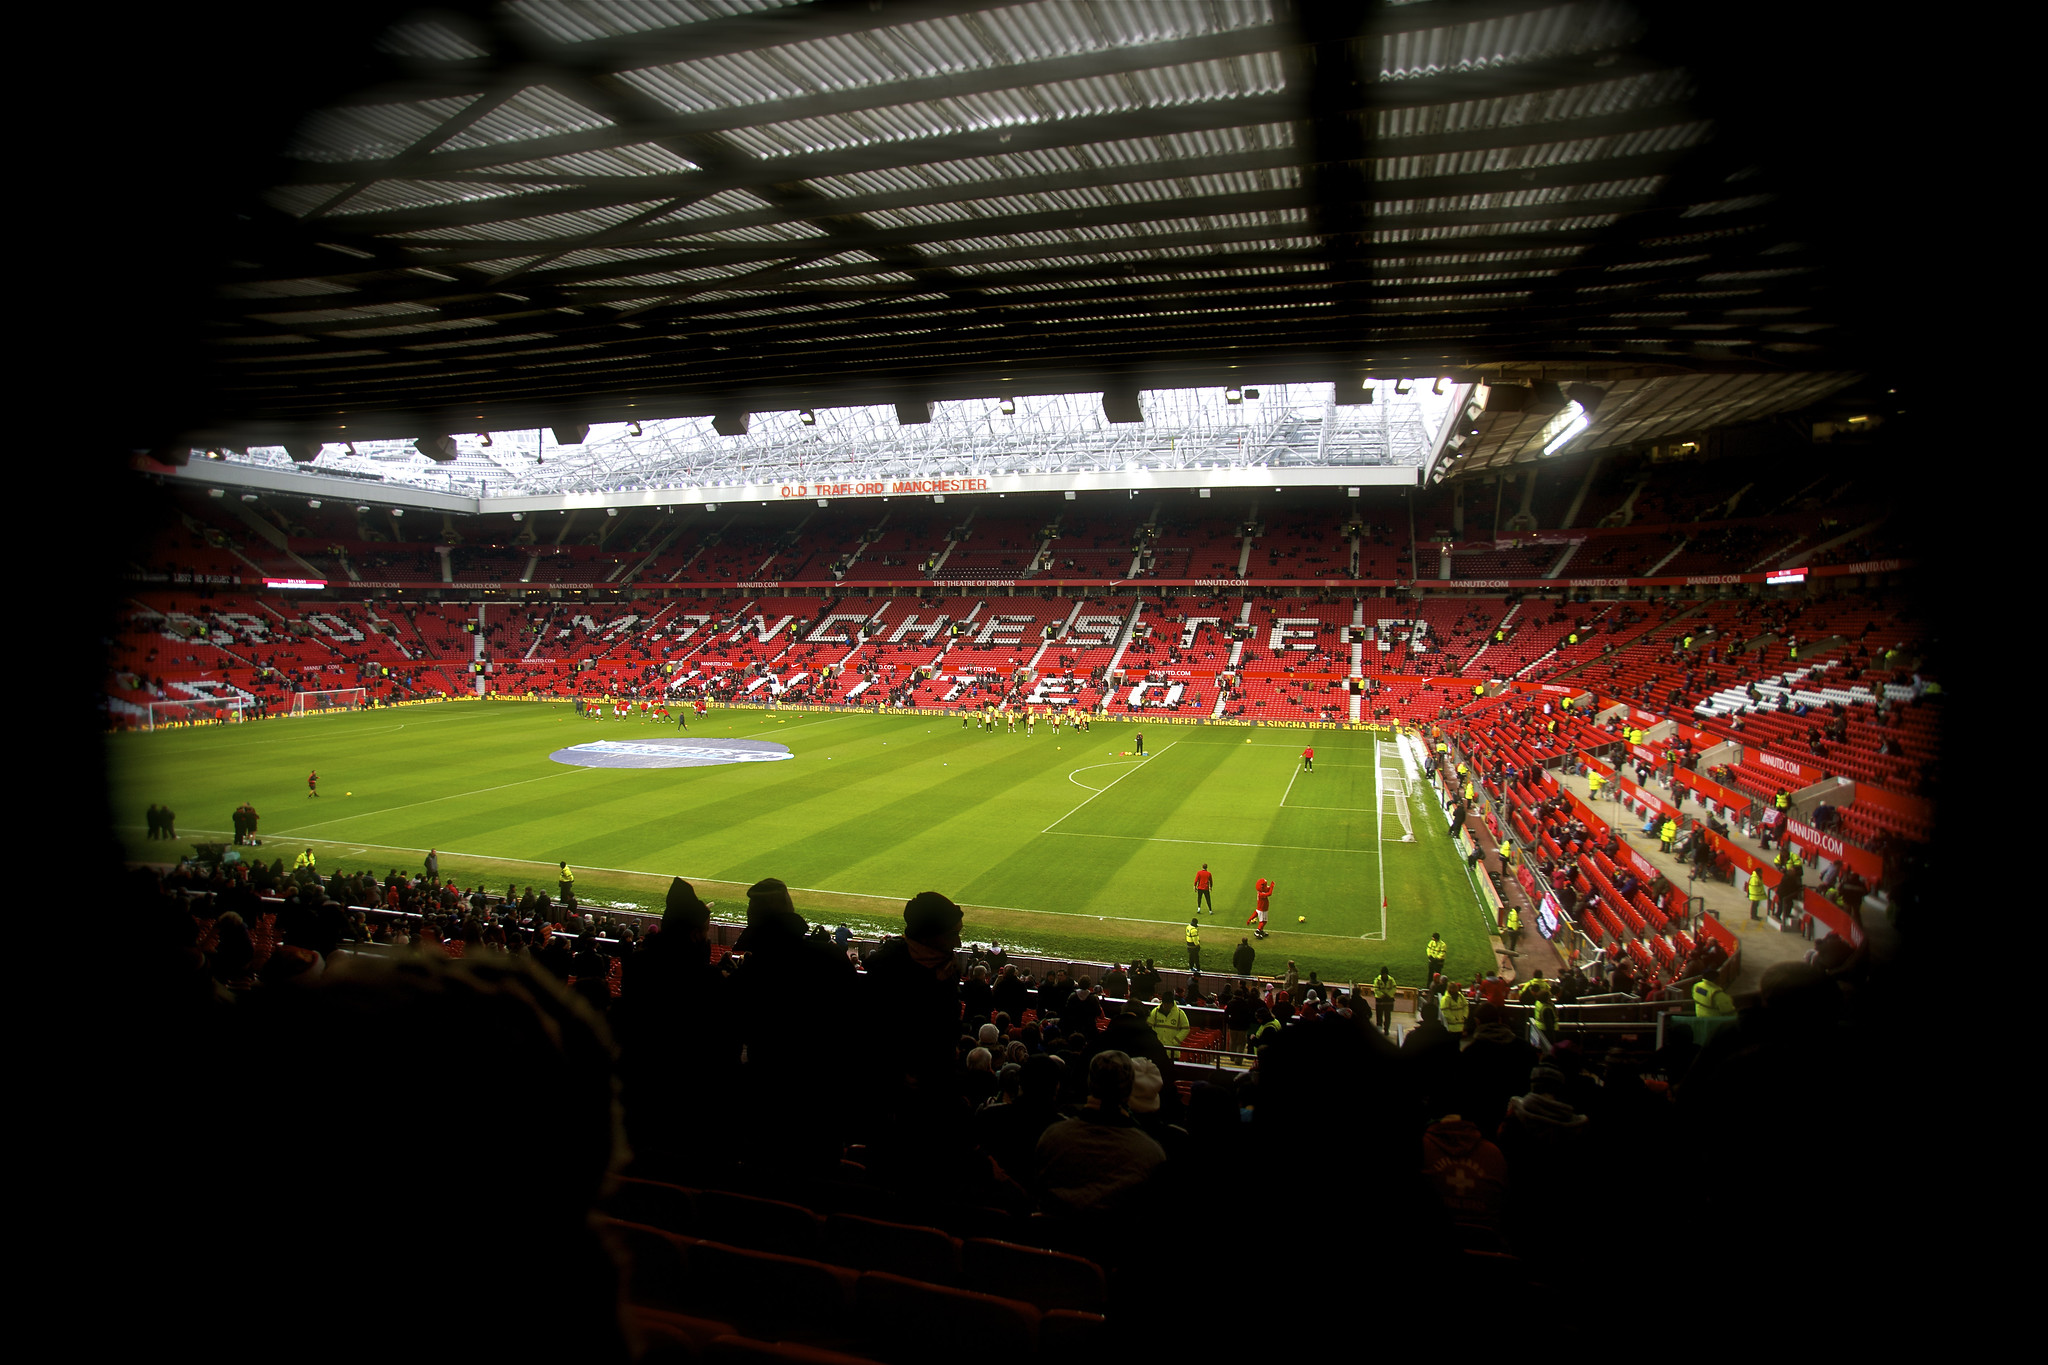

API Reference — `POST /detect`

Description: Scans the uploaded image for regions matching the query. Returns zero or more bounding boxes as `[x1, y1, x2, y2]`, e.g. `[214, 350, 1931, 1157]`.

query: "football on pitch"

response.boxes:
[1297, 915, 1306, 922]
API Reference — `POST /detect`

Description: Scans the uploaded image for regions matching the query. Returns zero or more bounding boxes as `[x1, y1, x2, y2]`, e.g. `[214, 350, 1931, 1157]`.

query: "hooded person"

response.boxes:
[728, 877, 857, 1177]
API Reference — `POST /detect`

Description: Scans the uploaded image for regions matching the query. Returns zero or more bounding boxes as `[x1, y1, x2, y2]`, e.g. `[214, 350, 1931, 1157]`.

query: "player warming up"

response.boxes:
[1301, 744, 1314, 772]
[307, 768, 319, 798]
[1194, 863, 1214, 914]
[1248, 876, 1273, 938]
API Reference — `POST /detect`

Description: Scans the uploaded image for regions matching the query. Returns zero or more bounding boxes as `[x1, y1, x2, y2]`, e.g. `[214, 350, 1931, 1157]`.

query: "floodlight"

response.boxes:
[285, 441, 323, 464]
[627, 420, 645, 437]
[1395, 378, 1412, 394]
[798, 409, 816, 425]
[1225, 384, 1243, 405]
[998, 396, 1016, 415]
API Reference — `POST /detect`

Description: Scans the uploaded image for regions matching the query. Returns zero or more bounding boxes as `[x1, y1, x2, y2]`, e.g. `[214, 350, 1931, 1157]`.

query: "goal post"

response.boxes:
[290, 687, 369, 717]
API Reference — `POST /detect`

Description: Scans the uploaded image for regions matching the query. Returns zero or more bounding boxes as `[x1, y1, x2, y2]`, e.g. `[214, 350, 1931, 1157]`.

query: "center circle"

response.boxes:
[549, 736, 796, 769]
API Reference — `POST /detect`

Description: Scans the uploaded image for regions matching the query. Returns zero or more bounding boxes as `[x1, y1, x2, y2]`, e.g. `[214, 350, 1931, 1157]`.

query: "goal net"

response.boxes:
[145, 698, 248, 731]
[1376, 738, 1416, 842]
[290, 687, 369, 717]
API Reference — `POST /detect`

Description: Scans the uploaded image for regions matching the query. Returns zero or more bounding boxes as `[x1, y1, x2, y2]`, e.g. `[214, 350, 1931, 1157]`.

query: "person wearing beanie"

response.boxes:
[728, 875, 856, 1177]
[860, 890, 965, 1089]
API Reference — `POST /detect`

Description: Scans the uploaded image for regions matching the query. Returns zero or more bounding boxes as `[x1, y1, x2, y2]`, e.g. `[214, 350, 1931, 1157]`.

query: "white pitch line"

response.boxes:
[1286, 804, 1378, 813]
[274, 767, 592, 835]
[1067, 759, 1144, 791]
[1278, 762, 1303, 809]
[1046, 830, 1371, 855]
[1374, 738, 1388, 939]
[1041, 740, 1176, 832]
[117, 829, 1376, 941]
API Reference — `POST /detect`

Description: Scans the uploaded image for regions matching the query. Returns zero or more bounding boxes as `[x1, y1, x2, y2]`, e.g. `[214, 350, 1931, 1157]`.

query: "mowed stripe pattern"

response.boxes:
[106, 705, 1494, 982]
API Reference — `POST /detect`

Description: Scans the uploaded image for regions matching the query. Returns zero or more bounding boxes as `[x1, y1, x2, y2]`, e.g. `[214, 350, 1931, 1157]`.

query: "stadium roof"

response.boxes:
[174, 0, 1881, 463]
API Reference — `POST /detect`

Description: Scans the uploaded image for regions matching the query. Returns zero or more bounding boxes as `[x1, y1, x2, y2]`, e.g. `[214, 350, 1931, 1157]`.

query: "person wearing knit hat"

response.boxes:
[902, 890, 963, 952]
[859, 890, 965, 1088]
[735, 876, 804, 951]
[662, 876, 711, 934]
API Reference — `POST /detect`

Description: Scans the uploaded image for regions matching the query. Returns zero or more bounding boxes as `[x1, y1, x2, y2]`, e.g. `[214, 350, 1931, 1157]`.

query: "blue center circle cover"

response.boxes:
[549, 737, 795, 769]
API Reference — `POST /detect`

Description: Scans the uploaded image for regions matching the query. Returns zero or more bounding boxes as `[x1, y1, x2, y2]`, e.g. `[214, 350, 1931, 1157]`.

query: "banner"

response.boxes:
[1783, 816, 1884, 882]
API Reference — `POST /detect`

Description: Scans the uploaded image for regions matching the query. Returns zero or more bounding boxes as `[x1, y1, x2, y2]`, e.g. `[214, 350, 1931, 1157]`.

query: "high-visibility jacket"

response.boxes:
[1150, 1003, 1191, 1054]
[1517, 978, 1552, 1002]
[1439, 991, 1469, 1032]
[294, 850, 316, 870]
[1505, 908, 1521, 933]
[1373, 973, 1397, 1001]
[1660, 820, 1677, 843]
[1185, 924, 1201, 947]
[1747, 870, 1765, 902]
[1775, 792, 1789, 809]
[1251, 1017, 1281, 1047]
[1692, 978, 1735, 1017]
[1426, 938, 1448, 964]
[1588, 772, 1603, 793]
[1473, 684, 1484, 697]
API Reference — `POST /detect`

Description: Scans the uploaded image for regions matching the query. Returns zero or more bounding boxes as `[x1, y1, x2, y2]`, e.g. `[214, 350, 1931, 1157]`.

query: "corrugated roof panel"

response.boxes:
[1375, 178, 1661, 217]
[1127, 51, 1287, 105]
[1679, 194, 1774, 217]
[1029, 73, 1144, 119]
[1375, 1, 1642, 83]
[439, 86, 615, 149]
[1029, 184, 1121, 210]
[651, 187, 779, 222]
[288, 96, 476, 163]
[409, 332, 555, 349]
[862, 201, 980, 229]
[1696, 267, 1811, 281]
[250, 302, 435, 324]
[861, 13, 1001, 77]
[671, 218, 830, 242]
[547, 245, 724, 269]
[1372, 215, 1619, 243]
[507, 0, 799, 45]
[1392, 269, 1562, 286]
[618, 50, 813, 113]
[330, 178, 536, 215]
[1375, 69, 1693, 139]
[376, 20, 490, 60]
[384, 200, 674, 242]
[490, 143, 701, 176]
[351, 317, 498, 337]
[221, 279, 361, 300]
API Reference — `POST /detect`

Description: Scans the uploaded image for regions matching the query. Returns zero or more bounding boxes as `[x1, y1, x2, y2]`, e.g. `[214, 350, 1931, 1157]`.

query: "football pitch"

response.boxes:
[107, 702, 1495, 984]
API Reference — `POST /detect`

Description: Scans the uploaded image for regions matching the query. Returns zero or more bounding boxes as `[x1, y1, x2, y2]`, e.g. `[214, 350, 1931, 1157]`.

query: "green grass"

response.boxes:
[106, 702, 1495, 985]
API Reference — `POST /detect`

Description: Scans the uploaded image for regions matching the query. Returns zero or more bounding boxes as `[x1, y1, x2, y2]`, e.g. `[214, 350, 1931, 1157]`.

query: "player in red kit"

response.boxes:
[307, 768, 319, 798]
[1194, 863, 1214, 914]
[1302, 745, 1314, 771]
